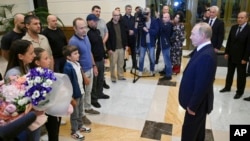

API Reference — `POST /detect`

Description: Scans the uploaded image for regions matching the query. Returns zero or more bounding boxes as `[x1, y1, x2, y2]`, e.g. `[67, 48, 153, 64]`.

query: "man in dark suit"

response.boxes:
[220, 11, 250, 100]
[122, 4, 137, 70]
[205, 6, 225, 52]
[179, 22, 217, 141]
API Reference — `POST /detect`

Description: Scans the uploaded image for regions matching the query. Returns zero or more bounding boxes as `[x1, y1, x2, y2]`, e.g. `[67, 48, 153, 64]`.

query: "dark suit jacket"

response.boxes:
[205, 18, 225, 49]
[225, 24, 250, 64]
[179, 44, 217, 114]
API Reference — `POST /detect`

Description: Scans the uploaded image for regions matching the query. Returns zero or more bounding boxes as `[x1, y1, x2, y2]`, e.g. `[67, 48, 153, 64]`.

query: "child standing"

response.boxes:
[62, 45, 91, 140]
[30, 48, 61, 141]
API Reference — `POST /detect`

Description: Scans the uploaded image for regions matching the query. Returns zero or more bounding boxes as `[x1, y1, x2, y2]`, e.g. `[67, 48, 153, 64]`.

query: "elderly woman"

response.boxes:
[170, 11, 185, 75]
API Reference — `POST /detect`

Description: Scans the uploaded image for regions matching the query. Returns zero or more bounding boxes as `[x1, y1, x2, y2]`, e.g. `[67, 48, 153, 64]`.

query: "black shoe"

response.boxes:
[159, 76, 172, 81]
[246, 73, 250, 77]
[219, 88, 231, 93]
[118, 77, 126, 80]
[243, 96, 250, 101]
[98, 94, 110, 99]
[132, 66, 139, 70]
[91, 102, 101, 108]
[103, 81, 110, 89]
[233, 94, 242, 99]
[159, 70, 165, 75]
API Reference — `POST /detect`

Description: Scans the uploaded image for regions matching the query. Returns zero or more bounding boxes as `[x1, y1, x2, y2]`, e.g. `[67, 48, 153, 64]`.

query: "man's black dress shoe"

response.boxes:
[233, 94, 242, 99]
[91, 102, 101, 108]
[103, 81, 110, 89]
[159, 76, 172, 81]
[118, 77, 126, 80]
[98, 94, 110, 99]
[219, 88, 231, 93]
[243, 96, 250, 101]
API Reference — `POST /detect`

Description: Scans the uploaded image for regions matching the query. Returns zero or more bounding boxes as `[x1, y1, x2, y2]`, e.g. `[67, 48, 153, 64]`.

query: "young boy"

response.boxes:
[62, 45, 91, 140]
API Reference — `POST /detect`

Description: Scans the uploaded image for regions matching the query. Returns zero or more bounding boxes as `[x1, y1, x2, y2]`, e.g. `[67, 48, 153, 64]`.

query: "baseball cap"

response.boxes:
[86, 14, 99, 21]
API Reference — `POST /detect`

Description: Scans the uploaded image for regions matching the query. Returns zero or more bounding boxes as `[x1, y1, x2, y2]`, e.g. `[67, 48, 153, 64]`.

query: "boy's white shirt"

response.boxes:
[67, 60, 84, 94]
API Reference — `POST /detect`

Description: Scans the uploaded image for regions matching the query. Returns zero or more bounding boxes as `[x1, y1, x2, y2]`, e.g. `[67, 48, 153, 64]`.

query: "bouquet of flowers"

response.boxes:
[25, 67, 56, 110]
[0, 67, 56, 126]
[0, 75, 29, 125]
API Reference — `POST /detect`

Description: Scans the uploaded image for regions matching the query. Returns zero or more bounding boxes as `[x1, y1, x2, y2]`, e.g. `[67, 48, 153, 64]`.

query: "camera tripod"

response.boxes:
[130, 49, 155, 83]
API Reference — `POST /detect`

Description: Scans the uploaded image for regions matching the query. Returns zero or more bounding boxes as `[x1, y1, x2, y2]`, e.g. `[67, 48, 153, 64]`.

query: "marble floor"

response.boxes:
[1, 50, 250, 141]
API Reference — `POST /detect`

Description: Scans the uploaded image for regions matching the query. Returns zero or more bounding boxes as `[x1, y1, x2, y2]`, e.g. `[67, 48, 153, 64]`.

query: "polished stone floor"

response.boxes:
[0, 50, 250, 141]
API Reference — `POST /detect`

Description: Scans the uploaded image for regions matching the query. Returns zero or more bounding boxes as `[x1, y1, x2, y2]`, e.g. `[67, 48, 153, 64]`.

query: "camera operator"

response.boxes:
[135, 7, 159, 76]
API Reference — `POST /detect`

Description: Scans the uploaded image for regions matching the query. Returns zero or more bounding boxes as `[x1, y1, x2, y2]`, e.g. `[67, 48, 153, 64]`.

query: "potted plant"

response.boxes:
[0, 5, 64, 34]
[0, 4, 15, 34]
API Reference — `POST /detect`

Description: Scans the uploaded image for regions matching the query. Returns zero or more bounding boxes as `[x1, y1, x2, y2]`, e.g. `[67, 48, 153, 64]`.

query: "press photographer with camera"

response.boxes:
[134, 7, 159, 76]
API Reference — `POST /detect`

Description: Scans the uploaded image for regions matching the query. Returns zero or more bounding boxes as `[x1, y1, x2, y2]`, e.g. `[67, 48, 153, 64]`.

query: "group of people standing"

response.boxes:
[120, 5, 186, 81]
[1, 2, 250, 141]
[0, 5, 112, 141]
[0, 4, 186, 140]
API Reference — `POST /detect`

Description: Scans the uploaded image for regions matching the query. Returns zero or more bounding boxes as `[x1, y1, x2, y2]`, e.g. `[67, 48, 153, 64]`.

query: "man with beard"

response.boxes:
[22, 15, 54, 70]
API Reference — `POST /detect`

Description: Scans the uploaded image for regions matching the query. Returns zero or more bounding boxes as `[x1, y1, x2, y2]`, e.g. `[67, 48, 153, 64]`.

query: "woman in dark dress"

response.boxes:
[171, 11, 185, 74]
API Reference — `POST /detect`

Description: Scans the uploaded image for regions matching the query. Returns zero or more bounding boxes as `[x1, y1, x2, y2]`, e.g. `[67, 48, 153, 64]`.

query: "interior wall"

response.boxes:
[47, 0, 145, 26]
[0, 0, 33, 15]
[0, 0, 145, 26]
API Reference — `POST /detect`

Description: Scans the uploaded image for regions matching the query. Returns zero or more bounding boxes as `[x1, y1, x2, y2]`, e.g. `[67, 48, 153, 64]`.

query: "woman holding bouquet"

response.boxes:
[4, 39, 41, 141]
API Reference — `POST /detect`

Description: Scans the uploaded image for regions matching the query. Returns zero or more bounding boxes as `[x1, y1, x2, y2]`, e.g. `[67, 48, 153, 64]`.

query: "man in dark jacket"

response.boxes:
[86, 14, 110, 107]
[122, 4, 137, 71]
[179, 22, 217, 141]
[220, 11, 250, 100]
[205, 6, 225, 52]
[106, 10, 128, 83]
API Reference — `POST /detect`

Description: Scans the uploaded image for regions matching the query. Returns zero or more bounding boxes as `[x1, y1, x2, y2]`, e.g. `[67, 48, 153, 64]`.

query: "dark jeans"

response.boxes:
[91, 60, 104, 102]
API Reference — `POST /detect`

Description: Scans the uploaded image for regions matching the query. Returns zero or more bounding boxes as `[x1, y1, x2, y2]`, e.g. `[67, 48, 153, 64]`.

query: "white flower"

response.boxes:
[17, 97, 30, 106]
[32, 90, 40, 99]
[19, 89, 26, 97]
[37, 67, 44, 73]
[42, 93, 47, 97]
[42, 79, 53, 87]
[34, 76, 42, 84]
[27, 79, 33, 86]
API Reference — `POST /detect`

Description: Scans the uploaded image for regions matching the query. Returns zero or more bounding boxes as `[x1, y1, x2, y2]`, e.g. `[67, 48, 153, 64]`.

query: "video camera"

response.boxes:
[135, 7, 149, 29]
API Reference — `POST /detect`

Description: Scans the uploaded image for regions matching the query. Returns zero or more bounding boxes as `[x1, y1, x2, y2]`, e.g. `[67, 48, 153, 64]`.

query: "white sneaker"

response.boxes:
[71, 131, 84, 140]
[76, 131, 84, 138]
[79, 125, 91, 133]
[150, 71, 155, 76]
[138, 71, 142, 76]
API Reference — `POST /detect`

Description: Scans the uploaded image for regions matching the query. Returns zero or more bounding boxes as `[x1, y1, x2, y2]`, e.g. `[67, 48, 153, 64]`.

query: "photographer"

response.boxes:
[135, 7, 159, 76]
